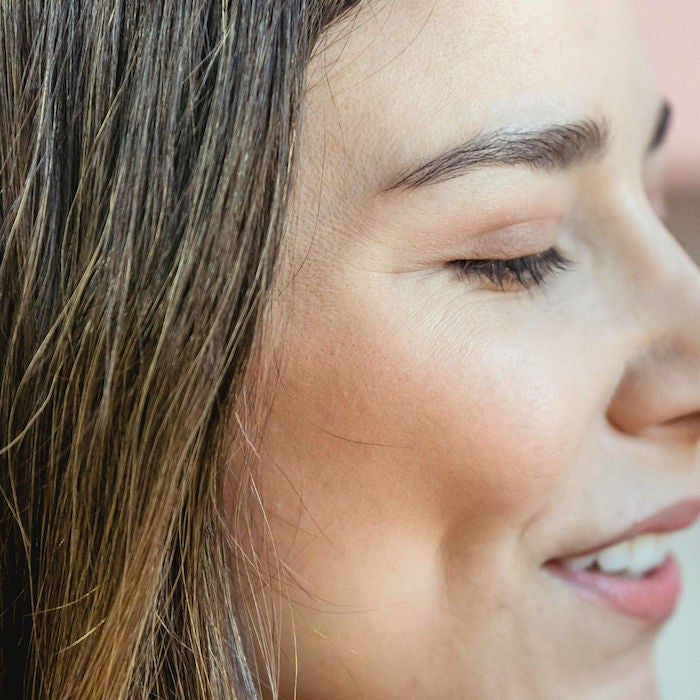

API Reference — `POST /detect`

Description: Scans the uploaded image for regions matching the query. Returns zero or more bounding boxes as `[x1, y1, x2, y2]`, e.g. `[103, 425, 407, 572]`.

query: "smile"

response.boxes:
[560, 532, 671, 577]
[545, 499, 700, 625]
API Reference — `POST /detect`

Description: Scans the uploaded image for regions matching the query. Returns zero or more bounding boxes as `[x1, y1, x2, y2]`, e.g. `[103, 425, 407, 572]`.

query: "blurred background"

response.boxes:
[638, 1, 700, 257]
[636, 2, 700, 698]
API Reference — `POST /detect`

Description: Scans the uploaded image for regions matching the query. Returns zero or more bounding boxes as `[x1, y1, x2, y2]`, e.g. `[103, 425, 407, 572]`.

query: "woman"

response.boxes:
[1, 0, 698, 698]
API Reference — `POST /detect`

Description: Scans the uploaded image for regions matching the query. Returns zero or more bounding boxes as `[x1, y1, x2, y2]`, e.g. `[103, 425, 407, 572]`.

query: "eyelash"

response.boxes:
[450, 247, 572, 290]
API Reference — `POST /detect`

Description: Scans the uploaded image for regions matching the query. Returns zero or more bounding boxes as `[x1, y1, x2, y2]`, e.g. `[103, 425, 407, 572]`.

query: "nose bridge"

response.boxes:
[633, 210, 700, 340]
[605, 205, 700, 439]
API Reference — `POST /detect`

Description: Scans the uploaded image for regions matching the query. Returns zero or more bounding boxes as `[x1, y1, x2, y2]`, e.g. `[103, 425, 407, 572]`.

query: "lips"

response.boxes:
[545, 498, 700, 625]
[557, 498, 700, 559]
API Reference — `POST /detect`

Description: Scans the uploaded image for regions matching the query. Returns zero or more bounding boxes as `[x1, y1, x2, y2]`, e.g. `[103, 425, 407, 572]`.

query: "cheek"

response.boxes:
[369, 319, 583, 521]
[267, 276, 590, 539]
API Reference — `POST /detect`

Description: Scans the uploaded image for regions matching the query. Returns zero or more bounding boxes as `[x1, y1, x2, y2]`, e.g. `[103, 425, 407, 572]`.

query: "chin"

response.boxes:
[573, 649, 660, 700]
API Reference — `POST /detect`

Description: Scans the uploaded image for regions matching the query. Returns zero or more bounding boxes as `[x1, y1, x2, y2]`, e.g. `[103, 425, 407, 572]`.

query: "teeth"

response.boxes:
[629, 534, 669, 576]
[560, 533, 672, 578]
[566, 553, 597, 571]
[597, 541, 632, 574]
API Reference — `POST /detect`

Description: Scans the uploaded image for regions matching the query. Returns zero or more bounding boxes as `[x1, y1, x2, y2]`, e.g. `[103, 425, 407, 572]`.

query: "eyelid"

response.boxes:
[465, 218, 562, 259]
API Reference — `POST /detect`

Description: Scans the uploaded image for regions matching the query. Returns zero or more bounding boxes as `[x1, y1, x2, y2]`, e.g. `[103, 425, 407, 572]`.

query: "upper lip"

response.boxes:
[553, 497, 700, 560]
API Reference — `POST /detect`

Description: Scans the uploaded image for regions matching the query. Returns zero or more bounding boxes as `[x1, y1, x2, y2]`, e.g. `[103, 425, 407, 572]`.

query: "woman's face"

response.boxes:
[253, 1, 700, 697]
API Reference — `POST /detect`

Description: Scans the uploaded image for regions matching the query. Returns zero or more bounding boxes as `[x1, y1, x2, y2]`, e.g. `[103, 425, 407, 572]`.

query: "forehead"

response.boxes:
[300, 0, 655, 198]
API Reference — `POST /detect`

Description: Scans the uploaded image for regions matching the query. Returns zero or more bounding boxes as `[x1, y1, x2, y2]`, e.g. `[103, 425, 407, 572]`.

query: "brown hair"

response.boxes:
[0, 1, 360, 697]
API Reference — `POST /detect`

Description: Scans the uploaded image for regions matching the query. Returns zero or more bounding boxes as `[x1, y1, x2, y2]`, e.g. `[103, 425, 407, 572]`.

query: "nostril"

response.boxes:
[607, 390, 700, 442]
[606, 342, 700, 442]
[639, 413, 700, 444]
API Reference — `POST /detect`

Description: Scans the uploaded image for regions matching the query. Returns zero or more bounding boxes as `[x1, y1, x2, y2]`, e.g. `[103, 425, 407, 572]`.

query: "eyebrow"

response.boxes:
[385, 100, 672, 192]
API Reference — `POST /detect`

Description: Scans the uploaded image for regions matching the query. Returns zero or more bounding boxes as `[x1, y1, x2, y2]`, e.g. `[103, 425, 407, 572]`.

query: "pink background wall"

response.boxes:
[638, 1, 700, 188]
[637, 5, 699, 699]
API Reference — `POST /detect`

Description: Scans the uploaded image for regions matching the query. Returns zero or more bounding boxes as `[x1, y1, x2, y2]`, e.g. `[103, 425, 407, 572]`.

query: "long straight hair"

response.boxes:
[0, 1, 360, 697]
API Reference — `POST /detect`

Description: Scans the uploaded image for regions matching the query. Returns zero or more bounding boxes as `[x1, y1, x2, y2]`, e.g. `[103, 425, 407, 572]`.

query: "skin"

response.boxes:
[245, 1, 700, 697]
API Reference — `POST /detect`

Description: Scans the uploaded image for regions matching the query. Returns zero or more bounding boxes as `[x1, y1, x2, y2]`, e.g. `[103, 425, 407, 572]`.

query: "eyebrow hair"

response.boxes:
[385, 100, 672, 192]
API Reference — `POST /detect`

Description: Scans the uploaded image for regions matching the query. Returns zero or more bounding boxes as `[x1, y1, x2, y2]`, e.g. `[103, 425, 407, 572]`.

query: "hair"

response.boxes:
[0, 1, 361, 697]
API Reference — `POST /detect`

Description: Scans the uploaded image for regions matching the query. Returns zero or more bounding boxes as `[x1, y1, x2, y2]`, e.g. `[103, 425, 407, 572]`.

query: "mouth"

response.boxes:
[544, 498, 700, 626]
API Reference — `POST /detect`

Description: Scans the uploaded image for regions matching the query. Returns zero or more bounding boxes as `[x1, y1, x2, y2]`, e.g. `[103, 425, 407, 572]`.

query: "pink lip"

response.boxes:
[546, 555, 681, 625]
[562, 498, 700, 559]
[545, 498, 700, 625]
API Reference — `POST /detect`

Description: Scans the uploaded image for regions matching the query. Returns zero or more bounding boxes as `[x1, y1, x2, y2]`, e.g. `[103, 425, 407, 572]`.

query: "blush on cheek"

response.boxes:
[265, 275, 589, 563]
[366, 330, 586, 525]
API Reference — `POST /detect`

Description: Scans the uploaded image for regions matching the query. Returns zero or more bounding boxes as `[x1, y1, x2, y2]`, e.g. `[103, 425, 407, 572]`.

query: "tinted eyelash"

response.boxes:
[450, 247, 572, 290]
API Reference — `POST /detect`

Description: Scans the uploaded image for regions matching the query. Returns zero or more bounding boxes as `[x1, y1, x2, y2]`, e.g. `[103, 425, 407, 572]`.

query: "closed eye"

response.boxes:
[449, 248, 572, 290]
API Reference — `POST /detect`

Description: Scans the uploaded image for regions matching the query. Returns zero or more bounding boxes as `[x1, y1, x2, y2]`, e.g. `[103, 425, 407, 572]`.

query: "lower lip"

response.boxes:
[545, 555, 682, 626]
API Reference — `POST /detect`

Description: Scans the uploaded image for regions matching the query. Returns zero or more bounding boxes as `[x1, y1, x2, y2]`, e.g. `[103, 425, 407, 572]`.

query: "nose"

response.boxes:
[606, 214, 700, 443]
